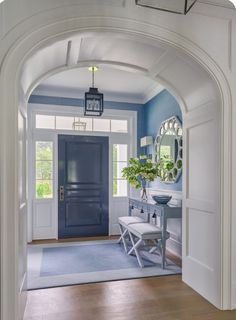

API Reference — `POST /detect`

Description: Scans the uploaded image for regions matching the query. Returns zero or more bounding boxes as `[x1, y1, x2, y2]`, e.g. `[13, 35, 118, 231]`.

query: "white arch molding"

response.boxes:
[0, 13, 233, 320]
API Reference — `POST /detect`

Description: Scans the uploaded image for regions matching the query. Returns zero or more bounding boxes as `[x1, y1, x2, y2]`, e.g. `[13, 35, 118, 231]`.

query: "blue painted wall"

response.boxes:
[144, 90, 182, 191]
[29, 95, 145, 154]
[29, 90, 182, 191]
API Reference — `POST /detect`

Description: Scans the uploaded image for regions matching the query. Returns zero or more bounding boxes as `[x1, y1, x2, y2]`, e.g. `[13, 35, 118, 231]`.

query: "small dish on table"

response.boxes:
[151, 195, 172, 205]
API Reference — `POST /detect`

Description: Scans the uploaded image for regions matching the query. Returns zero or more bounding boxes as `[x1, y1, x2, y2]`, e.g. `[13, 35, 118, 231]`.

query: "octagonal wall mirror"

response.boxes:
[154, 116, 183, 183]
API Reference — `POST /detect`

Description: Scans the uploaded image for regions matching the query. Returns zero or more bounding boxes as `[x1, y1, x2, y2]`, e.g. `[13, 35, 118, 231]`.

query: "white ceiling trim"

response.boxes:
[33, 82, 164, 105]
[33, 84, 164, 105]
[142, 83, 165, 104]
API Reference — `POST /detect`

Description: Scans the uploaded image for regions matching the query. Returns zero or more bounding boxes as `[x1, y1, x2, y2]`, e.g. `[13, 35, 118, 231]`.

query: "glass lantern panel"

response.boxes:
[136, 0, 195, 14]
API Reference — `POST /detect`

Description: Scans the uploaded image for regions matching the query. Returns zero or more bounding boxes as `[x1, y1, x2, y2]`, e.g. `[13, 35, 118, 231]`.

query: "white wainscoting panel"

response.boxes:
[188, 120, 216, 202]
[109, 198, 129, 235]
[33, 200, 55, 239]
[187, 208, 215, 269]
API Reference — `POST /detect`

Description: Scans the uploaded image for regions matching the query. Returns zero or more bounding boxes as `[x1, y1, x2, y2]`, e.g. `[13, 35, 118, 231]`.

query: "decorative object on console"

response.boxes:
[151, 195, 172, 205]
[135, 0, 197, 15]
[154, 116, 183, 184]
[122, 155, 173, 201]
[84, 66, 104, 116]
[122, 156, 159, 201]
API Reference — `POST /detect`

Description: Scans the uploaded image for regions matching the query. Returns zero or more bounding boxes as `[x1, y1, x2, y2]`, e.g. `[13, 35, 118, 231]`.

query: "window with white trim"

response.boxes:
[35, 114, 128, 133]
[35, 141, 53, 199]
[113, 144, 128, 197]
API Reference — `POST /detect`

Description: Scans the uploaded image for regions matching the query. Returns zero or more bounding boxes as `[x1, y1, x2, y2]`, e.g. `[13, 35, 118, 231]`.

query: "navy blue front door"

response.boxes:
[58, 135, 109, 238]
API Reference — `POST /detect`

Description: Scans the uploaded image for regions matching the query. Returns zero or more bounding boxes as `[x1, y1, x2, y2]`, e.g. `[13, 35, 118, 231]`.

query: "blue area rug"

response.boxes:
[28, 240, 181, 290]
[40, 243, 154, 276]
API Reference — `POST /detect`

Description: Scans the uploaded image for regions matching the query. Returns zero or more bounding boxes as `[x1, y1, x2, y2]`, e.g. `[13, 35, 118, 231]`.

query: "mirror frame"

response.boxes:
[154, 116, 183, 184]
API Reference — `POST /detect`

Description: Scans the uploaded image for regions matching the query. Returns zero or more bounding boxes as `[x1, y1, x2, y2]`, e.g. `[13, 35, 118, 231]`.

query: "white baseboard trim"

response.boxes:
[232, 283, 236, 310]
[19, 272, 27, 293]
[110, 223, 120, 236]
[19, 272, 27, 320]
[167, 237, 182, 258]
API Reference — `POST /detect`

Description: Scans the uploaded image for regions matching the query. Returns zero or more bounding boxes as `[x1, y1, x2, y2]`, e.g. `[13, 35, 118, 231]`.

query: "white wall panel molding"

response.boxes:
[167, 237, 182, 258]
[183, 94, 222, 307]
[228, 20, 233, 70]
[148, 51, 177, 78]
[185, 199, 215, 214]
[33, 201, 55, 239]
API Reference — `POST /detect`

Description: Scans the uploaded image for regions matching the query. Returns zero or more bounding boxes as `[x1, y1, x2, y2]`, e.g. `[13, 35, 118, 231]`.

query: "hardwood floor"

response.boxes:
[24, 275, 236, 320]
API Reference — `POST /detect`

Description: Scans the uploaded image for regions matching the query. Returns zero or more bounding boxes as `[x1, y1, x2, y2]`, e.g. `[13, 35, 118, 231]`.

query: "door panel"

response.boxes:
[58, 135, 109, 238]
[65, 201, 101, 226]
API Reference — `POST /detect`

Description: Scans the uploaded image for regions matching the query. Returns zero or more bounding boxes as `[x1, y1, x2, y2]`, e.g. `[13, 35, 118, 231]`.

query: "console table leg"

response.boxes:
[161, 216, 167, 269]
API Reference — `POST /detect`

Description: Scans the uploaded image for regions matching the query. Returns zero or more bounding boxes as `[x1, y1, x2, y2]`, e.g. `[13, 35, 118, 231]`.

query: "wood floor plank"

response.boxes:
[24, 276, 236, 320]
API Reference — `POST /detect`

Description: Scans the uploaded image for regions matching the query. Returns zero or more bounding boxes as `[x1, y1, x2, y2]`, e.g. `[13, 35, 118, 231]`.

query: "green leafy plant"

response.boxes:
[122, 155, 155, 189]
[122, 155, 175, 189]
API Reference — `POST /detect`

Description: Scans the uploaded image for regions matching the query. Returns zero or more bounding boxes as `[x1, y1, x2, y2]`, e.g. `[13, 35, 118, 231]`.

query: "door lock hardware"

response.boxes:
[59, 186, 64, 201]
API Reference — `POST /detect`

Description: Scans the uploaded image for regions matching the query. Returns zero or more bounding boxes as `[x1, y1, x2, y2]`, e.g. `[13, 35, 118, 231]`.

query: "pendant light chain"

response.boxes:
[92, 67, 95, 88]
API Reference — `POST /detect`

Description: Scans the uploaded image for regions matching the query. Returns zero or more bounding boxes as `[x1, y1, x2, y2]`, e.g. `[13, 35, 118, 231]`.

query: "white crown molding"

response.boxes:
[142, 83, 165, 104]
[33, 83, 165, 105]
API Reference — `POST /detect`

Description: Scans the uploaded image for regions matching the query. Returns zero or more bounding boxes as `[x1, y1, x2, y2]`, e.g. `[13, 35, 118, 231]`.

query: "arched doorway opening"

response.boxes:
[0, 14, 232, 320]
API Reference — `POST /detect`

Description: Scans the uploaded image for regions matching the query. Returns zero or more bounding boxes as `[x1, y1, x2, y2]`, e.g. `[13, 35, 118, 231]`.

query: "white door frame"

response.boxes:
[28, 103, 137, 241]
[0, 15, 233, 320]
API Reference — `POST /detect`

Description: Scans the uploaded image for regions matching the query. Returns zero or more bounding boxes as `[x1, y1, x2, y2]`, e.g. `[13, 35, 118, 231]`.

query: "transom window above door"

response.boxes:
[35, 114, 128, 133]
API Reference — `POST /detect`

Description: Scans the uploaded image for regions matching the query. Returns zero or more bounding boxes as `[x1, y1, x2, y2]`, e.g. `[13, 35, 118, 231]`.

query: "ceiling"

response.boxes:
[35, 65, 164, 104]
[30, 0, 232, 104]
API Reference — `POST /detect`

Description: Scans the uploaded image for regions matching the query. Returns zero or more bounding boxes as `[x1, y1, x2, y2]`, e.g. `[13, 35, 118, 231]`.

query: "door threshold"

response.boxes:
[29, 235, 119, 245]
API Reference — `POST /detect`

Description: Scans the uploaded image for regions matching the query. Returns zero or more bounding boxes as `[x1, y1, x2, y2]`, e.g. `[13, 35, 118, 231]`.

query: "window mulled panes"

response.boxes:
[35, 141, 53, 199]
[113, 144, 128, 197]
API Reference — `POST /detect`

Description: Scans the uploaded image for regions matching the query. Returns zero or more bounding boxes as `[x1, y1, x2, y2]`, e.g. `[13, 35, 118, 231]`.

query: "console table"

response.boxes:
[128, 198, 182, 268]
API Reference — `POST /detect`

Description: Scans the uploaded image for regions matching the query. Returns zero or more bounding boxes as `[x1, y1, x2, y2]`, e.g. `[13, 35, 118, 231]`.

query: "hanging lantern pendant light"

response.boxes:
[84, 66, 104, 117]
[135, 0, 197, 15]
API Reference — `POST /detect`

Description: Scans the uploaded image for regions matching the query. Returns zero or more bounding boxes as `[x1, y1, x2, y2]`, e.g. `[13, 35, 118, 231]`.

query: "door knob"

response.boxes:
[59, 186, 64, 201]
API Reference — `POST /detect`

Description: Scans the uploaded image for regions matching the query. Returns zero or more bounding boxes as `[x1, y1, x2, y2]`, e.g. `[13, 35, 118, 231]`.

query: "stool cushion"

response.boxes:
[128, 223, 170, 240]
[118, 216, 146, 226]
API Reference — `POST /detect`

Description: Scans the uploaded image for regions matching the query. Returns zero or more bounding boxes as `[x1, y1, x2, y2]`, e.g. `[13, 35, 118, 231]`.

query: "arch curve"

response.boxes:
[0, 7, 233, 319]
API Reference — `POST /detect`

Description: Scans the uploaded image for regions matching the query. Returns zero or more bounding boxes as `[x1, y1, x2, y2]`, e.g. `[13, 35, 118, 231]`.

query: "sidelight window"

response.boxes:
[113, 144, 128, 197]
[35, 141, 53, 199]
